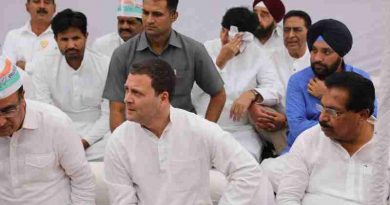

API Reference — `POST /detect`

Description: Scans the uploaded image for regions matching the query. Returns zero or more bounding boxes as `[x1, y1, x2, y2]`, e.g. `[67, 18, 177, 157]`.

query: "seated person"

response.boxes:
[249, 10, 312, 155]
[285, 18, 377, 152]
[261, 18, 378, 193]
[104, 58, 275, 205]
[277, 72, 382, 205]
[192, 7, 282, 161]
[32, 9, 110, 161]
[0, 56, 95, 205]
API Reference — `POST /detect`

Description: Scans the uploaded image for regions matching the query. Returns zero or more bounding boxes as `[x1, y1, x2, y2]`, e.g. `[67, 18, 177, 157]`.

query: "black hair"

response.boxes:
[27, 0, 55, 3]
[283, 10, 312, 28]
[130, 59, 176, 101]
[325, 72, 375, 116]
[167, 0, 179, 11]
[51, 8, 87, 37]
[221, 7, 259, 34]
[143, 0, 178, 11]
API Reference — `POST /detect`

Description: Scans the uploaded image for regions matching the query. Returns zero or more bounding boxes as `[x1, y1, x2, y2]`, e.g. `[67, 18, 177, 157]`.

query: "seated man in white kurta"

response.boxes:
[0, 56, 95, 205]
[104, 58, 275, 205]
[192, 7, 282, 161]
[277, 72, 384, 205]
[32, 9, 110, 161]
[92, 0, 143, 57]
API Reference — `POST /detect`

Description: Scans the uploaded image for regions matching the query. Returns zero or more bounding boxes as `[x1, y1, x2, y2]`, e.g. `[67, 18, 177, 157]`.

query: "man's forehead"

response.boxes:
[322, 87, 349, 108]
[284, 16, 305, 27]
[255, 6, 270, 13]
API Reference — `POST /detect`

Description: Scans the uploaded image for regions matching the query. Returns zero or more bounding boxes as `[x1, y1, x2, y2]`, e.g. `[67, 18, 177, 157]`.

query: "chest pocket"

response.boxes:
[24, 152, 56, 183]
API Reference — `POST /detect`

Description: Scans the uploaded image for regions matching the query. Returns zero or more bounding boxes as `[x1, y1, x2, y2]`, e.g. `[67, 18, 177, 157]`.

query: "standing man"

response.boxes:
[92, 0, 144, 57]
[252, 0, 286, 52]
[0, 56, 95, 205]
[104, 58, 275, 205]
[249, 10, 312, 155]
[278, 72, 381, 205]
[103, 0, 226, 132]
[32, 9, 110, 161]
[2, 0, 57, 71]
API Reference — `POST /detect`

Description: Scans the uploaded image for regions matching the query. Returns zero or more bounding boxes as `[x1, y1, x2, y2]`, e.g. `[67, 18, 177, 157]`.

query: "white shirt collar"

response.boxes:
[21, 20, 54, 36]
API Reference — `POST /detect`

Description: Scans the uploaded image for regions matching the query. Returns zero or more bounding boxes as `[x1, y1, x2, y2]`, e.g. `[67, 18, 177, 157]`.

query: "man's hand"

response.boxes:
[249, 104, 287, 132]
[216, 34, 243, 69]
[81, 139, 90, 150]
[307, 77, 327, 99]
[230, 90, 256, 121]
[16, 60, 26, 70]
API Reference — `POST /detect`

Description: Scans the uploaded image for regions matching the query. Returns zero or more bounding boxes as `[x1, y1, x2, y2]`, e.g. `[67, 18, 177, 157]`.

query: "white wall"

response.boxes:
[1, 0, 389, 85]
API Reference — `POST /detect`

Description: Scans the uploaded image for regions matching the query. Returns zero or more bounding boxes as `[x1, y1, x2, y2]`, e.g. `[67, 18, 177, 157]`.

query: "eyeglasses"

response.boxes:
[316, 104, 346, 118]
[0, 102, 21, 118]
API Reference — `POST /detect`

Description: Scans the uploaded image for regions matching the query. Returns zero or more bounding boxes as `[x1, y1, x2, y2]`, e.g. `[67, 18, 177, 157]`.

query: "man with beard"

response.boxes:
[249, 10, 312, 156]
[258, 19, 377, 194]
[252, 0, 285, 53]
[2, 0, 57, 71]
[278, 72, 382, 205]
[92, 0, 143, 57]
[103, 0, 226, 132]
[192, 7, 282, 161]
[285, 18, 376, 152]
[32, 9, 110, 161]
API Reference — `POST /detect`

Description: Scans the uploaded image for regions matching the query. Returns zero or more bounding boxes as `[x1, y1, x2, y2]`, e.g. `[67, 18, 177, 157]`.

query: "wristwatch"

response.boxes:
[250, 89, 260, 103]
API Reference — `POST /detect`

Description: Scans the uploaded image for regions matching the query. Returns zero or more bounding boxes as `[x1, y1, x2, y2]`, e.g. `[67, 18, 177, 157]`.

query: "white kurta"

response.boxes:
[192, 38, 282, 160]
[277, 124, 389, 205]
[2, 21, 57, 71]
[92, 32, 124, 57]
[32, 49, 110, 161]
[269, 47, 311, 108]
[17, 67, 34, 99]
[104, 107, 275, 205]
[254, 24, 284, 54]
[0, 100, 95, 205]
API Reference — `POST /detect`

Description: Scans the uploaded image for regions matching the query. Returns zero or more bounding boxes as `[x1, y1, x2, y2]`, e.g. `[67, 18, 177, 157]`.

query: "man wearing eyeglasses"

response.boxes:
[0, 56, 95, 205]
[260, 19, 378, 193]
[284, 19, 377, 152]
[277, 71, 380, 204]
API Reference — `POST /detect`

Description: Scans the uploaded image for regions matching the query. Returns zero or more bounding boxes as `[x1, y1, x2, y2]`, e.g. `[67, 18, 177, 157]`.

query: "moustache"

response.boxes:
[65, 48, 79, 54]
[37, 8, 48, 14]
[119, 29, 132, 33]
[312, 62, 326, 68]
[319, 121, 332, 129]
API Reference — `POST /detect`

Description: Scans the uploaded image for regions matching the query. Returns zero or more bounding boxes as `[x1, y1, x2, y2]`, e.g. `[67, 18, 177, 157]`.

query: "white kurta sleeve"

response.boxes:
[104, 129, 138, 205]
[32, 58, 54, 104]
[253, 56, 283, 106]
[208, 126, 275, 205]
[55, 118, 96, 205]
[84, 99, 110, 145]
[2, 31, 18, 63]
[276, 133, 310, 205]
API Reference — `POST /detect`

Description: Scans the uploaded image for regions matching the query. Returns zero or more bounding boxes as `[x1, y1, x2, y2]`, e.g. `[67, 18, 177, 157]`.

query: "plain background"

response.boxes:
[1, 0, 389, 86]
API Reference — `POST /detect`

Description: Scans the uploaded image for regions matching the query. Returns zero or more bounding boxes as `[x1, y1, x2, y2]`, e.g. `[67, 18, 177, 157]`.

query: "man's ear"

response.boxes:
[160, 91, 170, 104]
[25, 3, 30, 13]
[170, 11, 178, 22]
[358, 108, 371, 121]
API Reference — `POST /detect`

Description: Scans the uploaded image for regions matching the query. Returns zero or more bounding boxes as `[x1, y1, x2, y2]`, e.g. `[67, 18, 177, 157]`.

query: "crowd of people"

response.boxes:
[0, 0, 388, 204]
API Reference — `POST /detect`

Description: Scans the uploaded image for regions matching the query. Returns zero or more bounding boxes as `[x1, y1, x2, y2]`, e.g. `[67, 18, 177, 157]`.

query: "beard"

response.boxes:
[311, 57, 342, 80]
[254, 22, 275, 40]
